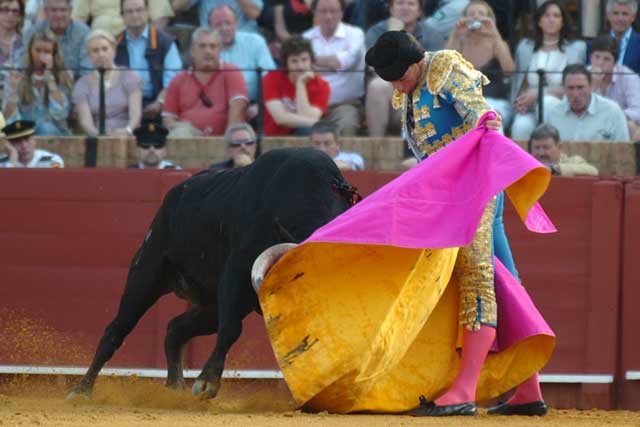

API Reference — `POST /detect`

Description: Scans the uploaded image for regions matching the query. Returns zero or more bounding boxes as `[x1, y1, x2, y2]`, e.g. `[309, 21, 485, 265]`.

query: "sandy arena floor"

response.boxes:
[1, 376, 639, 427]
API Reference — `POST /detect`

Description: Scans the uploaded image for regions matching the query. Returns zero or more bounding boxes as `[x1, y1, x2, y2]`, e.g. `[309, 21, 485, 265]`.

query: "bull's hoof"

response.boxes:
[192, 378, 220, 399]
[165, 379, 186, 391]
[66, 386, 92, 402]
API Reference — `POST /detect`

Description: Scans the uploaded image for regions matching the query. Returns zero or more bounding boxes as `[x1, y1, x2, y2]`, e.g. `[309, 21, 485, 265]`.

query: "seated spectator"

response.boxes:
[128, 121, 180, 169]
[445, 0, 514, 132]
[365, 0, 427, 137]
[529, 123, 598, 176]
[0, 0, 25, 101]
[590, 34, 640, 141]
[263, 35, 329, 135]
[25, 0, 92, 81]
[545, 64, 630, 141]
[0, 119, 64, 167]
[605, 0, 640, 75]
[208, 4, 275, 109]
[209, 122, 257, 169]
[511, 0, 586, 140]
[162, 28, 248, 137]
[115, 0, 182, 122]
[304, 0, 365, 136]
[272, 0, 313, 44]
[310, 119, 364, 170]
[421, 0, 469, 51]
[73, 29, 142, 137]
[3, 28, 73, 135]
[72, 0, 174, 35]
[346, 0, 389, 30]
[23, 0, 45, 36]
[173, 0, 263, 34]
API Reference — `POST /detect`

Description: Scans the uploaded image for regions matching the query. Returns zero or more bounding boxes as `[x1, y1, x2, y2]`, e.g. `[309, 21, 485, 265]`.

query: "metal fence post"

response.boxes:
[98, 67, 106, 136]
[256, 66, 263, 157]
[537, 69, 545, 125]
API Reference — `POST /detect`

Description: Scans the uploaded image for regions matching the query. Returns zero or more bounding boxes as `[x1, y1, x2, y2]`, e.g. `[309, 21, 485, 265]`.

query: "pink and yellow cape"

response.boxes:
[258, 113, 557, 413]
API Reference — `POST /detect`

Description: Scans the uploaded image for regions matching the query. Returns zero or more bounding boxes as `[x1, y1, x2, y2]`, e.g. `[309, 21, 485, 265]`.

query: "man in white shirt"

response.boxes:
[304, 0, 366, 136]
[545, 64, 630, 141]
[0, 120, 64, 168]
[310, 119, 364, 171]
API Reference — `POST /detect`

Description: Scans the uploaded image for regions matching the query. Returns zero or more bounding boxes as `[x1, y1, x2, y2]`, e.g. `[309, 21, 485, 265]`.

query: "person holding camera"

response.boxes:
[445, 0, 514, 133]
[510, 0, 586, 140]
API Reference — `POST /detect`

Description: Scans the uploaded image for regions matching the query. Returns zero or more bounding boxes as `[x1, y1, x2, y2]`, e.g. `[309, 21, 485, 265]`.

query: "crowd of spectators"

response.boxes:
[1, 0, 640, 170]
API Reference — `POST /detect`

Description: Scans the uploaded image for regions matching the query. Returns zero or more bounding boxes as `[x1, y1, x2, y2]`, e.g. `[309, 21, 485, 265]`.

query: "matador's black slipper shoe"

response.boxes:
[406, 395, 477, 417]
[487, 400, 548, 416]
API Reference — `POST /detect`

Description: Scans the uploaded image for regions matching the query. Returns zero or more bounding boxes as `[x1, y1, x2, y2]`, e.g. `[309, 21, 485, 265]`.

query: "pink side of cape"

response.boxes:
[306, 112, 556, 249]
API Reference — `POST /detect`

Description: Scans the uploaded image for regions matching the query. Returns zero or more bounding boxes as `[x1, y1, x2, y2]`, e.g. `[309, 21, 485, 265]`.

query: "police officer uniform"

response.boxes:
[128, 122, 180, 170]
[0, 120, 64, 168]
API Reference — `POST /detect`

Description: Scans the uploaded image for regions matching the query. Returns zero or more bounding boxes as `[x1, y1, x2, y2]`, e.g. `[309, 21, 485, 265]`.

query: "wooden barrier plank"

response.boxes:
[581, 180, 624, 409]
[0, 233, 140, 267]
[0, 169, 185, 202]
[620, 179, 640, 410]
[505, 178, 594, 375]
[0, 201, 157, 234]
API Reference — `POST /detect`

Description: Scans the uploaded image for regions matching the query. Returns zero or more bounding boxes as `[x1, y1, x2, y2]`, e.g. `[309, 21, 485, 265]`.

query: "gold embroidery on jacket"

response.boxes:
[455, 199, 497, 331]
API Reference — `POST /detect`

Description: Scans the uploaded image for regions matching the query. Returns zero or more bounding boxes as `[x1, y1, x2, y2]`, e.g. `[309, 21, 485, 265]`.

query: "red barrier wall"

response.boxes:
[620, 178, 640, 410]
[0, 169, 637, 409]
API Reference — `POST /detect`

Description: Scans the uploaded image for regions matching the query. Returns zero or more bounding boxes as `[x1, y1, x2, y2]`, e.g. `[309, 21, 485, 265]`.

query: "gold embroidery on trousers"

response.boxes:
[454, 198, 497, 331]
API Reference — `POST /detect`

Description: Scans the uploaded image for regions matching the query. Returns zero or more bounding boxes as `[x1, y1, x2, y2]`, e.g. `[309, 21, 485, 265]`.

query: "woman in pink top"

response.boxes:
[73, 29, 142, 137]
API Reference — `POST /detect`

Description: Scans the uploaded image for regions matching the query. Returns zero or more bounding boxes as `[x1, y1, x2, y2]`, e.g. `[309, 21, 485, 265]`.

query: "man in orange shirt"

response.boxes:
[262, 35, 330, 135]
[162, 27, 248, 137]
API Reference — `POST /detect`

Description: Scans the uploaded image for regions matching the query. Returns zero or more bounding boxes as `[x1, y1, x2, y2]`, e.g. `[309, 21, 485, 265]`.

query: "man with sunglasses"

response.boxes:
[209, 122, 257, 169]
[162, 27, 248, 137]
[0, 119, 64, 168]
[128, 121, 180, 169]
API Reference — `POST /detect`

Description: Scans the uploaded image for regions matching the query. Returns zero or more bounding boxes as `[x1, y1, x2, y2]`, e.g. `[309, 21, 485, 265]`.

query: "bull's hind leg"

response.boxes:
[192, 256, 255, 399]
[165, 305, 218, 389]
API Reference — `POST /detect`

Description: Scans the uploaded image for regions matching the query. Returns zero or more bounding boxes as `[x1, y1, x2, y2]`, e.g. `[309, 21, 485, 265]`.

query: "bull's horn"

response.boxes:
[251, 243, 298, 292]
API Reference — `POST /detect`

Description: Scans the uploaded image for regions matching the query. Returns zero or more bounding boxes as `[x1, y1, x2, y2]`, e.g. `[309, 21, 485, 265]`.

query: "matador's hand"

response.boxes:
[485, 114, 502, 131]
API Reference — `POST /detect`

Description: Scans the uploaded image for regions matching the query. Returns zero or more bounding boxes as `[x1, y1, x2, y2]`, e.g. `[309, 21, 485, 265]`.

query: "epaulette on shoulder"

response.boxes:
[40, 155, 53, 162]
[0, 154, 9, 163]
[427, 50, 487, 94]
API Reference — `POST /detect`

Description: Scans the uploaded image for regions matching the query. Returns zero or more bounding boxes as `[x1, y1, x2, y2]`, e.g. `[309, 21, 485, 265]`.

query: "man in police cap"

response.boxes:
[129, 122, 180, 169]
[0, 120, 64, 168]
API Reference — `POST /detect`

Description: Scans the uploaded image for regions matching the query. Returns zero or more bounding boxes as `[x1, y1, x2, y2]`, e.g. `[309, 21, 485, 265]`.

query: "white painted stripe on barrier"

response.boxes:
[0, 365, 284, 379]
[626, 371, 640, 380]
[0, 366, 614, 383]
[539, 374, 614, 384]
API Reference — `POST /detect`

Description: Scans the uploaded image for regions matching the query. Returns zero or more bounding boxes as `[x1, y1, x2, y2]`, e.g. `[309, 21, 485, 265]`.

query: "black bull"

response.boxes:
[68, 148, 359, 400]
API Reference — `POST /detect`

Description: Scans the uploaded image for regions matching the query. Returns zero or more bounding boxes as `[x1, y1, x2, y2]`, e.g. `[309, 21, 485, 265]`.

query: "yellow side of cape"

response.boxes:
[259, 243, 554, 413]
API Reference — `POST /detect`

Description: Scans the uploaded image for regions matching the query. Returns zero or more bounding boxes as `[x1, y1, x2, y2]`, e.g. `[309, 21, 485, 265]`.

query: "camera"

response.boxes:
[466, 20, 482, 31]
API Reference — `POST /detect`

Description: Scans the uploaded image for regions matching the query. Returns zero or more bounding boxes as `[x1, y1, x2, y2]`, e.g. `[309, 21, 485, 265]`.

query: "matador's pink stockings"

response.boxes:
[507, 373, 544, 404]
[435, 325, 496, 406]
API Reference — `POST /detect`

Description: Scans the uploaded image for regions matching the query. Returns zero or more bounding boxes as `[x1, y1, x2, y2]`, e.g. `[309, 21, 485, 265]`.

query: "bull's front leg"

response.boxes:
[192, 260, 254, 399]
[165, 305, 218, 390]
[67, 288, 164, 400]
